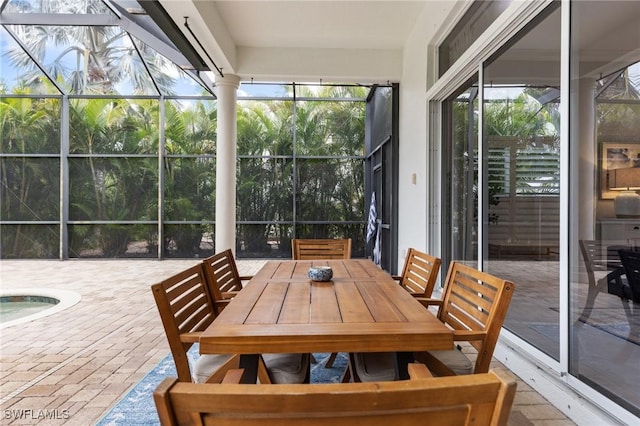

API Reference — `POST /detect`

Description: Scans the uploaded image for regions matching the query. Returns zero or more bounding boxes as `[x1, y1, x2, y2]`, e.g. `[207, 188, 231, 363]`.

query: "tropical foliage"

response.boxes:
[0, 0, 368, 259]
[0, 92, 61, 257]
[1, 91, 366, 259]
[236, 93, 366, 258]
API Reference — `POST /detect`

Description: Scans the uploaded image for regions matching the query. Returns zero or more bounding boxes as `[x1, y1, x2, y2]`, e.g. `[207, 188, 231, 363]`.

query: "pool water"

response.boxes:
[0, 296, 60, 323]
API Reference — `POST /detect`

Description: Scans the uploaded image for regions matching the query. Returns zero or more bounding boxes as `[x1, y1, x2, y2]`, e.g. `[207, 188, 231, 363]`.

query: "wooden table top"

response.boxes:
[199, 259, 453, 355]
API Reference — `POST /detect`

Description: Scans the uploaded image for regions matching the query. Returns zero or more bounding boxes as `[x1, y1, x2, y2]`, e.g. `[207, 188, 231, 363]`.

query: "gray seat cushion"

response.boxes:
[262, 353, 310, 384]
[195, 353, 310, 384]
[354, 347, 474, 382]
[192, 354, 235, 383]
[428, 348, 474, 375]
[352, 352, 398, 382]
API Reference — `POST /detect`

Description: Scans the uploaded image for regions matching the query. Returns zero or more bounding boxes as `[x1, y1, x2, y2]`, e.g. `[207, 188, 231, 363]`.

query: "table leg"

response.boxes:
[396, 351, 414, 380]
[238, 354, 259, 384]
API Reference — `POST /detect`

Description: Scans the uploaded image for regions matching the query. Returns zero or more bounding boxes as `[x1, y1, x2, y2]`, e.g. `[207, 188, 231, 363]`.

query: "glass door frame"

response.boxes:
[426, 0, 636, 422]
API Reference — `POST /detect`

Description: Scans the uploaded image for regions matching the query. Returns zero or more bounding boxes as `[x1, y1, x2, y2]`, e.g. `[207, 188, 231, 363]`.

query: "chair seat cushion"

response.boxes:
[193, 354, 235, 383]
[262, 353, 310, 384]
[428, 348, 473, 375]
[352, 352, 397, 382]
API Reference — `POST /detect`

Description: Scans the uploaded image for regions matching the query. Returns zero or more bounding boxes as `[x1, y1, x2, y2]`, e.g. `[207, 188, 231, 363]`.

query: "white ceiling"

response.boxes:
[158, 0, 448, 83]
[212, 1, 427, 50]
[156, 1, 640, 85]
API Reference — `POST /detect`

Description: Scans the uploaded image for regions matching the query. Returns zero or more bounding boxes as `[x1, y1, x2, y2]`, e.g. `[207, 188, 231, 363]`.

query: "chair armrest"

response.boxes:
[221, 291, 239, 299]
[155, 377, 178, 395]
[213, 299, 232, 313]
[180, 331, 201, 343]
[451, 330, 486, 341]
[605, 267, 625, 279]
[221, 369, 245, 384]
[153, 377, 179, 425]
[407, 362, 433, 379]
[414, 298, 443, 308]
[603, 266, 632, 299]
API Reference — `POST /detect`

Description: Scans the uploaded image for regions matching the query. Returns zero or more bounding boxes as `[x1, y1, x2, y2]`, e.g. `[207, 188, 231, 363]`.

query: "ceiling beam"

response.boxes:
[158, 0, 237, 75]
[139, 0, 209, 71]
[236, 47, 402, 83]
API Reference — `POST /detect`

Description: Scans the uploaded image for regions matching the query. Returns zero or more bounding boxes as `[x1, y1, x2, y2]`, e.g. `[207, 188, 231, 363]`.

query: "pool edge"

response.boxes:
[0, 288, 81, 329]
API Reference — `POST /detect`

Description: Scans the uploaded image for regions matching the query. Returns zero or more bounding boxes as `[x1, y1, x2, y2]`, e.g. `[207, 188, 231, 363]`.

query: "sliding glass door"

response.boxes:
[442, 77, 479, 269]
[482, 4, 561, 360]
[569, 1, 640, 416]
[435, 0, 640, 419]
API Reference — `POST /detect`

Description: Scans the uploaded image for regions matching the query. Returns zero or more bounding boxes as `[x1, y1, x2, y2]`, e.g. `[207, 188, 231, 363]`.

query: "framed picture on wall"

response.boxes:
[600, 142, 640, 199]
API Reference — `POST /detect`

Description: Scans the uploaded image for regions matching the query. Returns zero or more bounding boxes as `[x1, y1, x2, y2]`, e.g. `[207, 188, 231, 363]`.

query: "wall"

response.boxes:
[396, 2, 458, 273]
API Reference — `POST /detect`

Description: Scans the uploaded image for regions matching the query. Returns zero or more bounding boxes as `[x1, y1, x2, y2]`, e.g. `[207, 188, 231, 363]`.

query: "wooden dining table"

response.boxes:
[199, 258, 454, 383]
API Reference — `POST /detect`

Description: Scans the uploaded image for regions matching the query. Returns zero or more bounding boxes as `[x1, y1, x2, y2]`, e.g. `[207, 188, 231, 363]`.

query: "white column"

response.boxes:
[214, 74, 240, 254]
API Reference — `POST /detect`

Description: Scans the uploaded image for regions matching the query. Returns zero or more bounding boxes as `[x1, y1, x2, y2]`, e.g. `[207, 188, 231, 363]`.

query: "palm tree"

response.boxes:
[294, 87, 365, 240]
[236, 92, 365, 257]
[0, 90, 60, 257]
[163, 99, 217, 256]
[4, 0, 175, 95]
[237, 100, 294, 256]
[1, 1, 367, 258]
[68, 98, 159, 256]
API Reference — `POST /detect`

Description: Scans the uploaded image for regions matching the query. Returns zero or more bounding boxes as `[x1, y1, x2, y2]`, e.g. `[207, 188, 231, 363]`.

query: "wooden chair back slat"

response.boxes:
[442, 302, 483, 332]
[152, 263, 217, 382]
[170, 284, 213, 330]
[437, 262, 515, 374]
[176, 302, 213, 336]
[154, 369, 516, 426]
[398, 248, 442, 296]
[455, 273, 499, 303]
[447, 291, 491, 325]
[580, 239, 628, 274]
[292, 239, 352, 260]
[202, 249, 247, 304]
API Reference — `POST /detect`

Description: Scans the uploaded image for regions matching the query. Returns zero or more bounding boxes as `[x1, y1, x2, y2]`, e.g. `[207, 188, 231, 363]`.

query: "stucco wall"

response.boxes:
[397, 2, 457, 273]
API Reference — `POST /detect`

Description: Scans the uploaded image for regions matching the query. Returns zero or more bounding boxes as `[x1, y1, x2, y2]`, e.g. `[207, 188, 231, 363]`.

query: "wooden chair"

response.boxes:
[292, 238, 352, 260]
[412, 261, 515, 377]
[578, 240, 634, 324]
[393, 248, 442, 296]
[152, 263, 309, 384]
[203, 249, 310, 383]
[154, 363, 517, 426]
[349, 248, 441, 381]
[202, 249, 252, 309]
[150, 263, 240, 384]
[292, 238, 351, 367]
[617, 249, 640, 303]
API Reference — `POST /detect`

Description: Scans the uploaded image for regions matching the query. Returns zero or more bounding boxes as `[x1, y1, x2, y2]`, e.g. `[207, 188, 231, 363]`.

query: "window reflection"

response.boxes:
[572, 1, 640, 416]
[443, 82, 479, 266]
[482, 4, 561, 360]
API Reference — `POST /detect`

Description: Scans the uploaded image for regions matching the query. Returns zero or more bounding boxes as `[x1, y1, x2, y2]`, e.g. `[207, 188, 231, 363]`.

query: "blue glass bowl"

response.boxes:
[308, 266, 333, 282]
